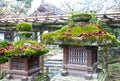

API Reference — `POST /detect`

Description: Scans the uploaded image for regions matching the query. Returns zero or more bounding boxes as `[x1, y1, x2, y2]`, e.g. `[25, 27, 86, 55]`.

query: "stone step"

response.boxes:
[44, 59, 63, 67]
[45, 59, 63, 61]
[44, 60, 63, 64]
[44, 63, 62, 67]
[44, 53, 63, 78]
[44, 59, 63, 78]
[49, 68, 60, 73]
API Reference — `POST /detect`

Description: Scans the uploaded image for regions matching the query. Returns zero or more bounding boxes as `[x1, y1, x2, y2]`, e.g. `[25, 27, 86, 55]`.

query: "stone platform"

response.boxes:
[51, 73, 98, 81]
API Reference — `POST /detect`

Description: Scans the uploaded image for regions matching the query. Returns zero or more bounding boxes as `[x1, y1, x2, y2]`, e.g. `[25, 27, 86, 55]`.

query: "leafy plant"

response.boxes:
[0, 70, 7, 80]
[18, 32, 33, 38]
[0, 40, 9, 47]
[0, 55, 8, 64]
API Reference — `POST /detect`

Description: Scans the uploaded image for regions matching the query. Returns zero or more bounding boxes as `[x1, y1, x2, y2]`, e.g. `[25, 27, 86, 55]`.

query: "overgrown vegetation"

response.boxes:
[4, 39, 49, 57]
[16, 22, 32, 31]
[42, 14, 119, 45]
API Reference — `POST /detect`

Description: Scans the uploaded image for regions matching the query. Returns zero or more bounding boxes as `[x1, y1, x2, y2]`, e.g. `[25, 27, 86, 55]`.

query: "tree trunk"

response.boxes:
[0, 64, 1, 79]
[102, 46, 108, 70]
[41, 55, 44, 73]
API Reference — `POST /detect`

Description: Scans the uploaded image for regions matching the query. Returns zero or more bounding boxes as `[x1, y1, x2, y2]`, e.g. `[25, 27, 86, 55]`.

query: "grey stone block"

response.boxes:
[84, 74, 92, 80]
[61, 70, 68, 76]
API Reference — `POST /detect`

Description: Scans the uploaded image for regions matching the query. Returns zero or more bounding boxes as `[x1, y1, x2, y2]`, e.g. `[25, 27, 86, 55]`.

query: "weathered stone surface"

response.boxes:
[51, 73, 98, 81]
[84, 74, 92, 80]
[61, 70, 68, 76]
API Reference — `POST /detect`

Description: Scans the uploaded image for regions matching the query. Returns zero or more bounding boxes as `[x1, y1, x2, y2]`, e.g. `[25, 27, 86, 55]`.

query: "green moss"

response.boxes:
[71, 13, 91, 22]
[16, 22, 32, 31]
[84, 25, 100, 32]
[42, 13, 119, 46]
[5, 40, 49, 57]
[13, 40, 38, 47]
[70, 25, 100, 36]
[67, 13, 92, 24]
[0, 24, 16, 27]
[42, 29, 64, 44]
[24, 48, 36, 56]
[98, 33, 117, 45]
[42, 23, 119, 46]
[82, 36, 97, 45]
[61, 26, 69, 32]
[71, 26, 83, 36]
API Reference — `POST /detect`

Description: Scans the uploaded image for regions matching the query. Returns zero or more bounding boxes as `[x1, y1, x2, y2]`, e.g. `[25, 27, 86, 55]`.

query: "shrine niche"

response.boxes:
[9, 56, 40, 77]
[60, 45, 98, 77]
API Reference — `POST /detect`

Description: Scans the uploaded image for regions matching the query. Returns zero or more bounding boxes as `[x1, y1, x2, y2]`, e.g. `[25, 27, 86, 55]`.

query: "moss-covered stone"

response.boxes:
[68, 13, 92, 24]
[42, 13, 119, 46]
[42, 24, 119, 46]
[4, 40, 49, 57]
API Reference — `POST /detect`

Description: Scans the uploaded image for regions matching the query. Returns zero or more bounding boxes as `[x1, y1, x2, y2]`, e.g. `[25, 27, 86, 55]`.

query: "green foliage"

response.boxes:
[61, 26, 69, 32]
[0, 55, 8, 64]
[33, 74, 50, 81]
[13, 40, 38, 47]
[16, 22, 32, 31]
[71, 26, 83, 36]
[82, 36, 97, 45]
[71, 25, 100, 36]
[72, 13, 91, 22]
[24, 48, 36, 56]
[18, 32, 33, 39]
[42, 23, 119, 46]
[0, 40, 9, 64]
[0, 24, 16, 27]
[98, 33, 119, 46]
[90, 14, 98, 24]
[99, 21, 112, 33]
[67, 13, 92, 24]
[42, 29, 63, 44]
[108, 57, 120, 64]
[4, 49, 16, 57]
[4, 40, 49, 57]
[0, 40, 9, 47]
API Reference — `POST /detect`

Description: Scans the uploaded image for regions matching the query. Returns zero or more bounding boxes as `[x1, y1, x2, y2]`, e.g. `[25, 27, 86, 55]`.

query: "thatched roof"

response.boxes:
[28, 3, 66, 17]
